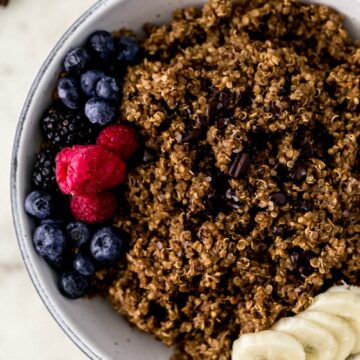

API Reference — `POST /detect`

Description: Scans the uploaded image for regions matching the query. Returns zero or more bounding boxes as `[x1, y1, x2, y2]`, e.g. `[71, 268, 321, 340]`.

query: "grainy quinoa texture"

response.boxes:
[103, 0, 360, 358]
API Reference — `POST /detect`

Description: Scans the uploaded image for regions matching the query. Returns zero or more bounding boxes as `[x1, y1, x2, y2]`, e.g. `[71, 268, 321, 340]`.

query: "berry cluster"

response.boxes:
[56, 124, 138, 223]
[32, 31, 141, 193]
[25, 191, 124, 299]
[59, 31, 140, 125]
[25, 29, 142, 298]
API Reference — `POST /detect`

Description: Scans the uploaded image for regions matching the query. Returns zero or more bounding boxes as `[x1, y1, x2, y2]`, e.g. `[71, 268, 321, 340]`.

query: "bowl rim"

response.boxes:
[10, 0, 360, 359]
[10, 1, 113, 358]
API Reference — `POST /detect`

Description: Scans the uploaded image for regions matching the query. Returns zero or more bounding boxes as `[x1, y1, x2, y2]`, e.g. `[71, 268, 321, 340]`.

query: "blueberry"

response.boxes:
[80, 70, 105, 98]
[58, 271, 89, 299]
[33, 224, 66, 263]
[73, 252, 95, 276]
[57, 77, 81, 110]
[25, 190, 53, 219]
[47, 251, 73, 271]
[64, 47, 90, 75]
[87, 31, 115, 63]
[95, 76, 120, 102]
[41, 219, 63, 226]
[90, 226, 123, 265]
[66, 221, 90, 247]
[116, 37, 141, 64]
[84, 98, 116, 126]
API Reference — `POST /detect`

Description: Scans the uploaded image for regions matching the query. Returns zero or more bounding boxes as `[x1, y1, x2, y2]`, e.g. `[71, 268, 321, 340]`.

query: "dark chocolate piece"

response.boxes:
[181, 128, 203, 143]
[269, 192, 287, 205]
[291, 162, 307, 183]
[143, 149, 155, 163]
[228, 152, 250, 178]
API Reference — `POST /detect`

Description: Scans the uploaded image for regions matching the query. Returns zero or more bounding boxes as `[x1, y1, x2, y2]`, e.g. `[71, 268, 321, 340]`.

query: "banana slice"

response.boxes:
[231, 330, 306, 360]
[348, 354, 360, 360]
[328, 285, 360, 296]
[272, 316, 338, 360]
[298, 310, 355, 360]
[309, 292, 360, 353]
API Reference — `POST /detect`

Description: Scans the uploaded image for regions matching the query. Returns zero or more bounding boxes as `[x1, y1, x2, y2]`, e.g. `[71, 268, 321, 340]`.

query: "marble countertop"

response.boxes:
[0, 0, 93, 358]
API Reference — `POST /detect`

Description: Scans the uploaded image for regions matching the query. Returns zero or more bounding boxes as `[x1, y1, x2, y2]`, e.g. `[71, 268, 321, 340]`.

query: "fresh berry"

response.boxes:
[58, 271, 89, 299]
[41, 105, 96, 148]
[41, 219, 63, 226]
[64, 48, 90, 75]
[70, 192, 117, 224]
[90, 226, 123, 264]
[57, 77, 81, 110]
[96, 124, 139, 160]
[66, 221, 90, 247]
[116, 36, 141, 64]
[25, 190, 53, 219]
[32, 149, 56, 191]
[84, 98, 116, 126]
[56, 145, 126, 195]
[55, 147, 74, 195]
[80, 70, 105, 98]
[95, 76, 120, 102]
[87, 31, 115, 63]
[33, 223, 66, 263]
[73, 252, 95, 276]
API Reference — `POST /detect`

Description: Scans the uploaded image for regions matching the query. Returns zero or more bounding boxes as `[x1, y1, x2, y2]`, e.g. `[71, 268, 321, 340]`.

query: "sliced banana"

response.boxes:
[328, 285, 360, 296]
[309, 292, 360, 353]
[348, 354, 360, 360]
[231, 330, 306, 360]
[272, 316, 338, 360]
[298, 310, 355, 360]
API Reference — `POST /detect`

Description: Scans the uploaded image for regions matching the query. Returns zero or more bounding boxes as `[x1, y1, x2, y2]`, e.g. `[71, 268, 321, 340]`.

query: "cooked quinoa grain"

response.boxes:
[104, 0, 359, 358]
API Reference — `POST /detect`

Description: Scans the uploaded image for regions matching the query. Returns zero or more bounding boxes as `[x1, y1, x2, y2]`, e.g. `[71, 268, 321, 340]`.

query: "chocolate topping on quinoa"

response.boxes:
[96, 0, 360, 358]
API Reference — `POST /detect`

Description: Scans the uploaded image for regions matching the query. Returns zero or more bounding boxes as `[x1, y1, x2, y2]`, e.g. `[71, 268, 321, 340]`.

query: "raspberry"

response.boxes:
[70, 192, 117, 224]
[96, 124, 139, 160]
[55, 147, 74, 195]
[55, 145, 126, 195]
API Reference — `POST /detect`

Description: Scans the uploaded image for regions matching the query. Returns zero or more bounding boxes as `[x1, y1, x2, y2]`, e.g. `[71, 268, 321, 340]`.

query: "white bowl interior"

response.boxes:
[12, 0, 360, 359]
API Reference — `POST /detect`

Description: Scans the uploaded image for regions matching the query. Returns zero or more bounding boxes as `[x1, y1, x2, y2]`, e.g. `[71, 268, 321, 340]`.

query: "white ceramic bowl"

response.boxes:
[11, 0, 360, 359]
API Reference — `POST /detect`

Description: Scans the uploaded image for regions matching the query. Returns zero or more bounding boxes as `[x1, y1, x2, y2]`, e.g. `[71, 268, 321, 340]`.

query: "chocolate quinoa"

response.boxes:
[96, 0, 359, 358]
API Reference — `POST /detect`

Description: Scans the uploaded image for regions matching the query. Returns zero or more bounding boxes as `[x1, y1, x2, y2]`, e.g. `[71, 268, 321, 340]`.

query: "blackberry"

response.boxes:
[41, 105, 96, 149]
[33, 149, 57, 191]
